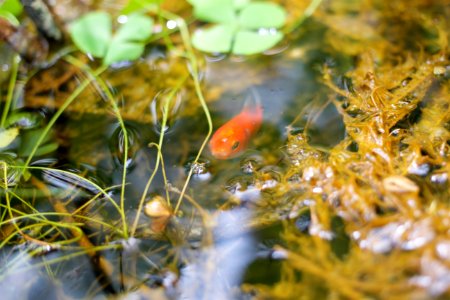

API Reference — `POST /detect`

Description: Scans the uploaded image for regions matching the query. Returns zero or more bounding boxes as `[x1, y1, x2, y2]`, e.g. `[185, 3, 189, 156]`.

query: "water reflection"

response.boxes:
[178, 209, 255, 300]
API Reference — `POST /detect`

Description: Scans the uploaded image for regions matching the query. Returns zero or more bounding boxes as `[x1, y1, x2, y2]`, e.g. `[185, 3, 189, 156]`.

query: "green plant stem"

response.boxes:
[12, 165, 122, 216]
[158, 10, 213, 214]
[0, 205, 121, 234]
[286, 0, 324, 34]
[157, 6, 176, 52]
[64, 55, 130, 239]
[0, 55, 20, 128]
[21, 64, 107, 174]
[130, 76, 187, 237]
[1, 162, 86, 248]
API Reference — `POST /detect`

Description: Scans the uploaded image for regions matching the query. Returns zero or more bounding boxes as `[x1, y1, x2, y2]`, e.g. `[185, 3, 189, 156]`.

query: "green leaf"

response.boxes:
[18, 128, 53, 157]
[233, 0, 249, 9]
[121, 0, 160, 15]
[0, 10, 19, 26]
[103, 42, 145, 66]
[70, 11, 153, 65]
[0, 0, 23, 16]
[114, 13, 153, 42]
[102, 13, 152, 65]
[5, 111, 42, 129]
[0, 127, 19, 149]
[239, 2, 286, 29]
[232, 29, 283, 55]
[34, 142, 58, 156]
[193, 0, 236, 24]
[70, 11, 112, 57]
[192, 24, 234, 53]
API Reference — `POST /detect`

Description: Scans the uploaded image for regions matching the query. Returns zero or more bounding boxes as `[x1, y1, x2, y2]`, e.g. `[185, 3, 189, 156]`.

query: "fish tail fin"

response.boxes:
[242, 86, 262, 110]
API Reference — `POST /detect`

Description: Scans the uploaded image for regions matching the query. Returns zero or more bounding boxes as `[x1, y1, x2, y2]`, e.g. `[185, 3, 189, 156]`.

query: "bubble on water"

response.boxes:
[240, 154, 263, 174]
[185, 159, 211, 181]
[226, 176, 260, 203]
[257, 166, 282, 191]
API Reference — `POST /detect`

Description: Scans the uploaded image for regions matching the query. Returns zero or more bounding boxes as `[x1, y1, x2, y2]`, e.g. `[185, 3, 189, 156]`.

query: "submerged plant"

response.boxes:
[190, 0, 287, 55]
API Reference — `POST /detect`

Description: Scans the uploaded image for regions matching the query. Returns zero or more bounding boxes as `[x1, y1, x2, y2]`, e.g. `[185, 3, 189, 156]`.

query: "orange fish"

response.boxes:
[209, 96, 263, 159]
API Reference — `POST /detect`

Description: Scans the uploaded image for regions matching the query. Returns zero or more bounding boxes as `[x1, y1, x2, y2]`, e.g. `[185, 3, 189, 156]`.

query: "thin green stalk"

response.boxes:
[156, 11, 213, 212]
[71, 185, 120, 215]
[173, 76, 211, 214]
[0, 206, 121, 234]
[130, 76, 186, 237]
[157, 6, 176, 52]
[21, 65, 107, 174]
[64, 55, 130, 238]
[158, 11, 213, 214]
[0, 55, 20, 128]
[1, 161, 33, 246]
[130, 143, 161, 237]
[13, 166, 122, 215]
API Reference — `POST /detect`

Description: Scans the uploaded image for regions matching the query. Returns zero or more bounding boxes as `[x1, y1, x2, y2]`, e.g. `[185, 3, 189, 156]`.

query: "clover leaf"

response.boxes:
[70, 12, 111, 58]
[190, 0, 287, 55]
[233, 30, 283, 55]
[69, 12, 153, 66]
[0, 0, 23, 17]
[192, 24, 234, 54]
[190, 0, 236, 24]
[0, 0, 23, 26]
[239, 2, 286, 29]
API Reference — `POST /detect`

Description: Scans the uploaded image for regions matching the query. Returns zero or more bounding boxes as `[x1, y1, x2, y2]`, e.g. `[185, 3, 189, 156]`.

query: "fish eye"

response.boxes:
[231, 141, 240, 150]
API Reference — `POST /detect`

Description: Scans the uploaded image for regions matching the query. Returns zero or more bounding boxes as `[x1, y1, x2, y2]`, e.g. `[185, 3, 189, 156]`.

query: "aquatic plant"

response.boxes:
[243, 0, 450, 298]
[69, 12, 153, 66]
[190, 0, 287, 55]
[1, 0, 449, 298]
[0, 0, 22, 25]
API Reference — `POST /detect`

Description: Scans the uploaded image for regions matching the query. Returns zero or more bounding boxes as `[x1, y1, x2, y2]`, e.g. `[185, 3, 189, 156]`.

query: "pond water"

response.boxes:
[1, 0, 449, 299]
